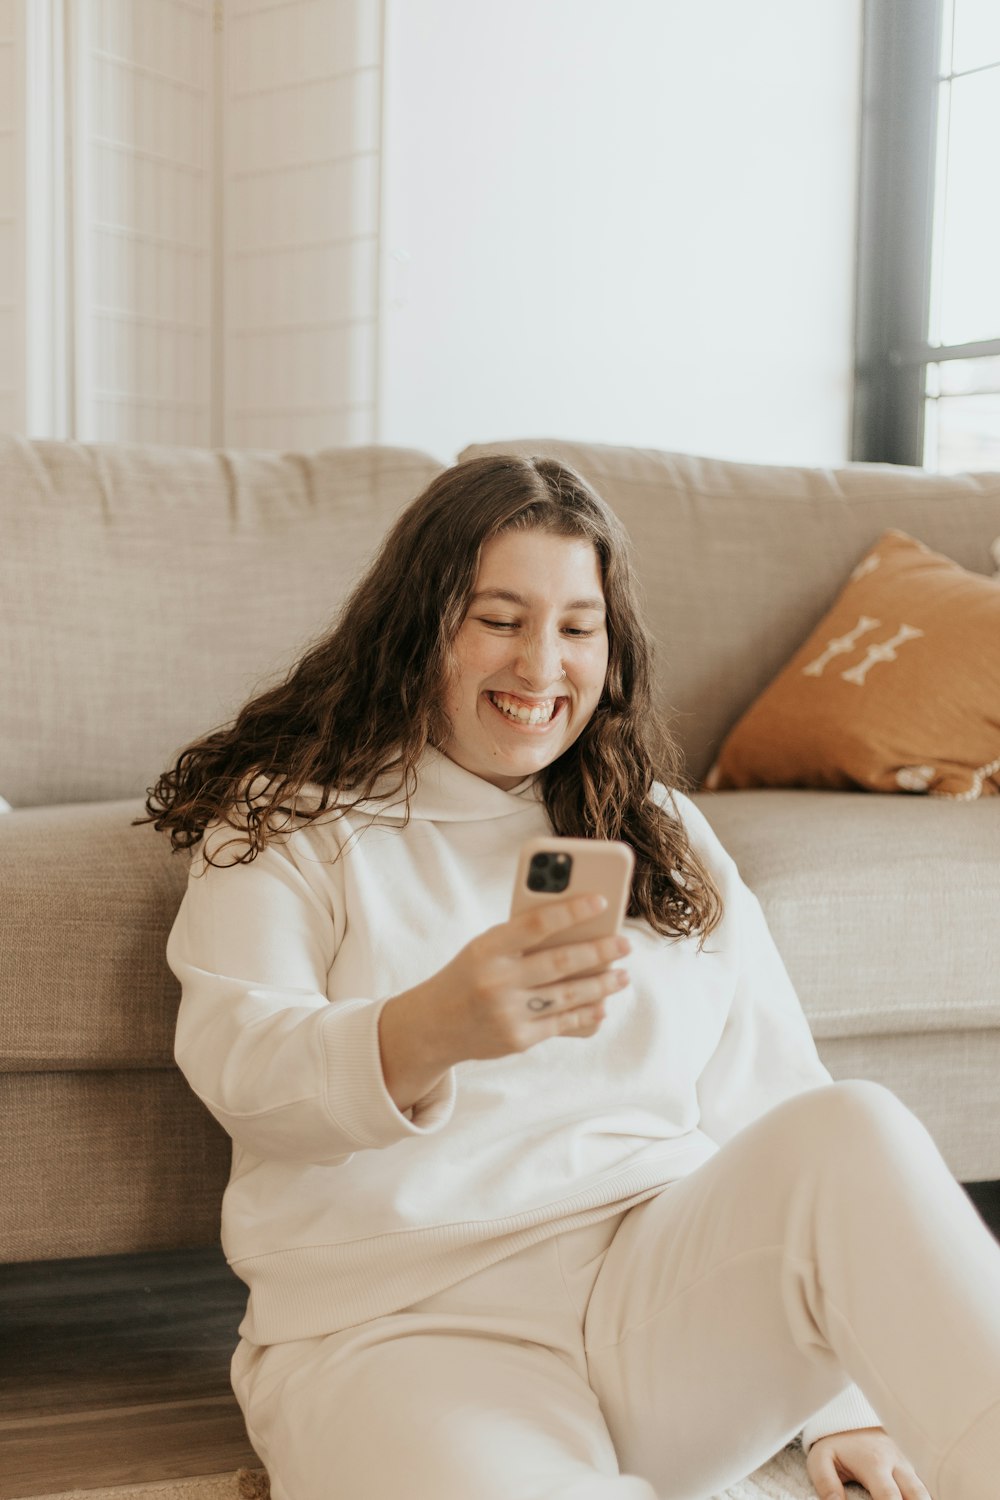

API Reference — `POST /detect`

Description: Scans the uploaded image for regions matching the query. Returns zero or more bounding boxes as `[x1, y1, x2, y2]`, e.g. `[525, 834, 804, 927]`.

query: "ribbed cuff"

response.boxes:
[409, 1067, 456, 1128]
[800, 1382, 883, 1453]
[319, 997, 456, 1148]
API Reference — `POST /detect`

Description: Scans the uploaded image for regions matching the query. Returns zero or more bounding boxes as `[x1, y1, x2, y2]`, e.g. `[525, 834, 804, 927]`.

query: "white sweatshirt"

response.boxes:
[168, 748, 880, 1449]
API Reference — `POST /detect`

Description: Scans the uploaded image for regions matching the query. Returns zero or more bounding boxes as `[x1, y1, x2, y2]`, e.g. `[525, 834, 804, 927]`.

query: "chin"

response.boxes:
[506, 745, 566, 776]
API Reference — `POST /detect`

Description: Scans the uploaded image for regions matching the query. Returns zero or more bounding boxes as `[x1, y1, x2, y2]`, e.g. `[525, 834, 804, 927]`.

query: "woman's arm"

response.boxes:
[170, 831, 458, 1162]
[377, 985, 455, 1116]
[171, 827, 629, 1160]
[376, 892, 632, 1113]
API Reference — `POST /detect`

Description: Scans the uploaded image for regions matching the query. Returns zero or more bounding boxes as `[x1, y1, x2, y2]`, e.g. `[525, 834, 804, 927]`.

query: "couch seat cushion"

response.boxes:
[0, 800, 185, 1071]
[691, 789, 1000, 1039]
[7, 789, 997, 1069]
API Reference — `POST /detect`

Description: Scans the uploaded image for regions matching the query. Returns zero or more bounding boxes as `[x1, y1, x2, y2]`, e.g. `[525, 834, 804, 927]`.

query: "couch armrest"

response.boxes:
[0, 800, 189, 1071]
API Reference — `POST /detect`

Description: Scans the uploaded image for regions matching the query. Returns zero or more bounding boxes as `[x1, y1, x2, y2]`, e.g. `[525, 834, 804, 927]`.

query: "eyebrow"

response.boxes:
[471, 588, 606, 612]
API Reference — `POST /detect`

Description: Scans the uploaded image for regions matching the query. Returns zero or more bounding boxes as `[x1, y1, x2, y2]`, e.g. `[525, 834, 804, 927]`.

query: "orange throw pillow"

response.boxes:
[705, 529, 1000, 799]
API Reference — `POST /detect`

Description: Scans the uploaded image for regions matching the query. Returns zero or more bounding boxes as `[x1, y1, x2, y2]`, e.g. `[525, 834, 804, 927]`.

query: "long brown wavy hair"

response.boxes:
[140, 454, 723, 942]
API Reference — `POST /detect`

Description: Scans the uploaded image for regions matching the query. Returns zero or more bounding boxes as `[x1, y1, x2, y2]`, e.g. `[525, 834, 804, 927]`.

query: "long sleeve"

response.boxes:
[168, 827, 455, 1165]
[800, 1385, 884, 1454]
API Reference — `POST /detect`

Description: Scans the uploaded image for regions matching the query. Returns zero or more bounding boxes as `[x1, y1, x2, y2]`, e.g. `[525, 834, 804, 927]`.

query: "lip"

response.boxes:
[483, 691, 569, 730]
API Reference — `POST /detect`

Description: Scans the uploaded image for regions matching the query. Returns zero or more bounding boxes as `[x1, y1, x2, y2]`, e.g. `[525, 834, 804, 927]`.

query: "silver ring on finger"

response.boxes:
[526, 995, 554, 1013]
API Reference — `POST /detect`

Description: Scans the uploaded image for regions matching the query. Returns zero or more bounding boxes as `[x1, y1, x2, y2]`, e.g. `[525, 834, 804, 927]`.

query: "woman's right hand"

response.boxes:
[378, 895, 631, 1112]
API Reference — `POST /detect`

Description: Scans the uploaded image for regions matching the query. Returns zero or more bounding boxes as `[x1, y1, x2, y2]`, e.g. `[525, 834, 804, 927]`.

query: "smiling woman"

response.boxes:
[138, 454, 1000, 1500]
[442, 530, 609, 787]
[142, 453, 720, 942]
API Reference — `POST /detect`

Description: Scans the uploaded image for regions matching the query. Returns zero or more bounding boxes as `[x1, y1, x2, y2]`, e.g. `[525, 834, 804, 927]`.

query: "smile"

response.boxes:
[485, 691, 566, 726]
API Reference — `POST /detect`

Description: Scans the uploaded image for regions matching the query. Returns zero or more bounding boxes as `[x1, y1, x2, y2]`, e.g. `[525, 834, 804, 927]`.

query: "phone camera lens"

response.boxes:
[526, 849, 572, 893]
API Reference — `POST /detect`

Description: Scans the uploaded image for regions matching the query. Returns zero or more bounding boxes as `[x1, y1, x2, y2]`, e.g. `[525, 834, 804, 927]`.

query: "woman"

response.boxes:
[145, 455, 1000, 1500]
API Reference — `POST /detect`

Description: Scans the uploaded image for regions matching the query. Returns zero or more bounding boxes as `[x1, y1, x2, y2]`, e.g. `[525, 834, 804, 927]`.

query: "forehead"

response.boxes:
[475, 529, 604, 598]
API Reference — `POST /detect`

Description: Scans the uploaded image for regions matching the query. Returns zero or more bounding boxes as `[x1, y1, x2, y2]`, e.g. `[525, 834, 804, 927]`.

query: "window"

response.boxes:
[853, 0, 1000, 470]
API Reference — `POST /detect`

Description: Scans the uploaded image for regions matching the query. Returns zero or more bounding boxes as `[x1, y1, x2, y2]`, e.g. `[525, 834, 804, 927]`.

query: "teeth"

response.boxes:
[488, 692, 557, 725]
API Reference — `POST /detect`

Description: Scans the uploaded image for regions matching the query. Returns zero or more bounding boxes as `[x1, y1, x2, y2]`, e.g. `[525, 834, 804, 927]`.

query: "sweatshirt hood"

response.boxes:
[279, 748, 541, 828]
[351, 747, 542, 824]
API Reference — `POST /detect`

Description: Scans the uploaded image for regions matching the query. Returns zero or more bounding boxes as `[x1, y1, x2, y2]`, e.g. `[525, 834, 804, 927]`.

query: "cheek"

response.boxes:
[566, 660, 608, 715]
[587, 644, 611, 697]
[446, 641, 489, 711]
[444, 671, 473, 721]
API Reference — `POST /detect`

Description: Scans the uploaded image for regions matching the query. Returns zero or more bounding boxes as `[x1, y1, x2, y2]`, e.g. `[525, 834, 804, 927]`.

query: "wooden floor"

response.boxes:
[1, 1185, 998, 1500]
[0, 1247, 258, 1499]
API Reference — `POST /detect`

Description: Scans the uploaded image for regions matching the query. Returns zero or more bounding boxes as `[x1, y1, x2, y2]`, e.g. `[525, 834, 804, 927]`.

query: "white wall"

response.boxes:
[0, 0, 25, 434]
[8, 1, 863, 459]
[378, 0, 863, 466]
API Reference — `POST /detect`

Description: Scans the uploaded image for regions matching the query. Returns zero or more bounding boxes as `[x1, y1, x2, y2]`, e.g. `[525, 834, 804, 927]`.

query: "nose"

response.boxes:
[514, 628, 565, 689]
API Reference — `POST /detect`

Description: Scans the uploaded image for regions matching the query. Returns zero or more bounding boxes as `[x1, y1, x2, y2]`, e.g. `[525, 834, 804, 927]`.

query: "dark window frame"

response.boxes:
[853, 0, 1000, 466]
[852, 0, 942, 465]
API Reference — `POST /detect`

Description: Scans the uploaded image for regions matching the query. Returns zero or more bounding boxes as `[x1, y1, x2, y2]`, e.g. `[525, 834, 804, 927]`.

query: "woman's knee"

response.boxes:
[786, 1079, 937, 1172]
[815, 1077, 909, 1125]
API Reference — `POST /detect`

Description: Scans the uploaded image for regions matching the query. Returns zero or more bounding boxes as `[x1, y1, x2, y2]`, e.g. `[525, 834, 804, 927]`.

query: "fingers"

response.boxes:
[894, 1464, 932, 1500]
[452, 896, 633, 1059]
[806, 1445, 846, 1500]
[520, 931, 631, 987]
[505, 891, 610, 948]
[555, 1002, 605, 1038]
[524, 966, 630, 1028]
[867, 1479, 906, 1500]
[807, 1438, 928, 1500]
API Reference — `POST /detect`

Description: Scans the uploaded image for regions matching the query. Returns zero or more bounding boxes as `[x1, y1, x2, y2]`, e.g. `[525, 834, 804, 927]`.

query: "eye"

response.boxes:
[562, 618, 605, 637]
[478, 617, 519, 631]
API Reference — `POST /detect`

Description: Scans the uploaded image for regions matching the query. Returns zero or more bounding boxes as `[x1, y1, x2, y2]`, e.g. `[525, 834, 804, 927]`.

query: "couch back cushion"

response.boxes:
[1, 437, 442, 805]
[458, 440, 1000, 782]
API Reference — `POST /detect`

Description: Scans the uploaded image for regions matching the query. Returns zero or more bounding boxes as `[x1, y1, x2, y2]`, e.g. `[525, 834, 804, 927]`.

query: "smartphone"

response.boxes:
[510, 836, 635, 975]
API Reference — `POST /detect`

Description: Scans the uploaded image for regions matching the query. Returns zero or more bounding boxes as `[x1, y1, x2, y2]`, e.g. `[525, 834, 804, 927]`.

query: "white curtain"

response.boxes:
[7, 0, 381, 449]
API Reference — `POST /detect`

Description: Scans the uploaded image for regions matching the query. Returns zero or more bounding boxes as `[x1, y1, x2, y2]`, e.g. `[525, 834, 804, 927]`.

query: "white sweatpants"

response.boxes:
[231, 1082, 1000, 1500]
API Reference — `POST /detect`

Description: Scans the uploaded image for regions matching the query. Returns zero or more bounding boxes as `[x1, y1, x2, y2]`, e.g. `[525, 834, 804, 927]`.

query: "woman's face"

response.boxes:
[441, 529, 609, 789]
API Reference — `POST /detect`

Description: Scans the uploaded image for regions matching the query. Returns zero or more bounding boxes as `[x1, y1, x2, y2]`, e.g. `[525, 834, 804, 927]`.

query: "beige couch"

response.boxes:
[2, 433, 999, 1265]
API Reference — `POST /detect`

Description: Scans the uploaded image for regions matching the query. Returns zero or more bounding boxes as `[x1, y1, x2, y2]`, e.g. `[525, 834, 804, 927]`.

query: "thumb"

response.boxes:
[807, 1446, 847, 1500]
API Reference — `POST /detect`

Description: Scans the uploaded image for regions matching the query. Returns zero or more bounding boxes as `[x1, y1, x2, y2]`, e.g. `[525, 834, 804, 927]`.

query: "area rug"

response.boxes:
[4, 1478, 237, 1500]
[5, 1442, 872, 1500]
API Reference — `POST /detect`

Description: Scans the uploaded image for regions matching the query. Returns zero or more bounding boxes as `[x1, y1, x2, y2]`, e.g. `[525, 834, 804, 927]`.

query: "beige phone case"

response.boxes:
[510, 837, 635, 970]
